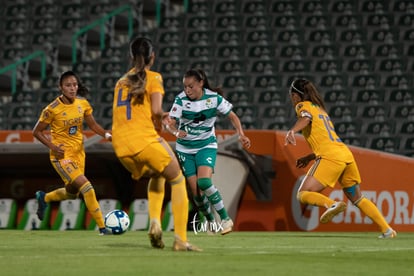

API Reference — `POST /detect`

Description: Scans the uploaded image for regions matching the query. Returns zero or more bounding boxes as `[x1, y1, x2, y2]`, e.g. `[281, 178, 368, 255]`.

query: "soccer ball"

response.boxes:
[104, 210, 130, 235]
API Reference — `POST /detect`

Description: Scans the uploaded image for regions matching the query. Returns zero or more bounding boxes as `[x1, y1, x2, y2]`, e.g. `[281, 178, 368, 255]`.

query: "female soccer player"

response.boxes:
[33, 70, 112, 235]
[111, 37, 200, 251]
[165, 68, 251, 235]
[285, 78, 396, 238]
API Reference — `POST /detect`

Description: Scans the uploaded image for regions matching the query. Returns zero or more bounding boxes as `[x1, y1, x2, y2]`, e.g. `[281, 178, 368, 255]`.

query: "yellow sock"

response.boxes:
[170, 173, 189, 242]
[45, 188, 76, 202]
[297, 191, 335, 208]
[80, 182, 105, 229]
[148, 177, 165, 223]
[356, 197, 390, 232]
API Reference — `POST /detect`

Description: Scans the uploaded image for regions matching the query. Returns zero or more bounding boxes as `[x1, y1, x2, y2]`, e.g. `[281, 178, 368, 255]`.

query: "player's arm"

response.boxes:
[32, 120, 64, 158]
[84, 114, 112, 141]
[227, 111, 251, 149]
[285, 116, 311, 146]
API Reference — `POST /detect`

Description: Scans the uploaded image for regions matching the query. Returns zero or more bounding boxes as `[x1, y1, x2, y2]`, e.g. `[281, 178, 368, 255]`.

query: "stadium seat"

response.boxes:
[159, 14, 184, 31]
[218, 60, 245, 73]
[187, 45, 213, 59]
[226, 91, 253, 105]
[369, 137, 400, 153]
[393, 104, 414, 119]
[215, 30, 242, 45]
[393, 0, 414, 13]
[311, 45, 337, 59]
[232, 106, 258, 123]
[334, 14, 361, 29]
[359, 0, 388, 13]
[341, 137, 366, 148]
[346, 59, 374, 74]
[384, 74, 411, 88]
[329, 0, 357, 13]
[304, 15, 330, 30]
[388, 89, 413, 103]
[329, 105, 356, 122]
[257, 89, 286, 105]
[159, 61, 184, 76]
[250, 60, 278, 74]
[342, 44, 370, 58]
[264, 121, 291, 130]
[187, 0, 212, 15]
[377, 59, 405, 73]
[262, 106, 291, 121]
[269, 15, 298, 30]
[0, 199, 17, 229]
[129, 198, 149, 231]
[365, 14, 393, 28]
[186, 30, 214, 46]
[366, 121, 394, 136]
[374, 43, 402, 58]
[324, 89, 350, 105]
[307, 30, 335, 44]
[248, 45, 275, 59]
[243, 15, 267, 29]
[12, 91, 38, 105]
[87, 199, 121, 230]
[253, 75, 280, 89]
[403, 137, 414, 151]
[351, 74, 380, 89]
[276, 30, 303, 44]
[186, 15, 211, 30]
[397, 14, 414, 28]
[282, 60, 310, 73]
[214, 15, 240, 30]
[52, 199, 86, 230]
[314, 60, 340, 73]
[320, 74, 347, 89]
[270, 0, 299, 14]
[399, 122, 414, 135]
[355, 89, 385, 104]
[213, 1, 239, 15]
[222, 75, 249, 90]
[17, 198, 50, 230]
[361, 105, 389, 121]
[158, 46, 182, 59]
[335, 121, 360, 137]
[158, 30, 182, 46]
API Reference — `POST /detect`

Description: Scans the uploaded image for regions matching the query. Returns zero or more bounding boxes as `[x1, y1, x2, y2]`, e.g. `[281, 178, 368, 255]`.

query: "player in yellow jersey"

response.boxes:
[33, 70, 112, 235]
[285, 78, 396, 238]
[111, 37, 201, 251]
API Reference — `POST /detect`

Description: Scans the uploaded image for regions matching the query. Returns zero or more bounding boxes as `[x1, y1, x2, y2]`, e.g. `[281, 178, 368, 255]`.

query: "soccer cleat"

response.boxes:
[221, 218, 234, 235]
[35, 191, 47, 221]
[98, 228, 112, 236]
[320, 201, 347, 224]
[378, 228, 397, 239]
[148, 220, 164, 249]
[172, 236, 202, 252]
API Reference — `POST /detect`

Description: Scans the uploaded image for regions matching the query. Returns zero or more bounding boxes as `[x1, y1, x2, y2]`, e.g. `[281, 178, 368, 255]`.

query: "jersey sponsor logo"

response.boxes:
[68, 126, 78, 135]
[205, 98, 213, 108]
[206, 157, 212, 164]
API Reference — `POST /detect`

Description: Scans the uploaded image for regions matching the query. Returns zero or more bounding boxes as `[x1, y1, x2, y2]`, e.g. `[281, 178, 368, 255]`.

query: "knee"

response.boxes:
[343, 184, 363, 205]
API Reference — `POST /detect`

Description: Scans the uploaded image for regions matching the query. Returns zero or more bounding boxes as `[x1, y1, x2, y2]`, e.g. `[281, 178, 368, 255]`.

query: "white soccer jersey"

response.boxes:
[169, 88, 233, 154]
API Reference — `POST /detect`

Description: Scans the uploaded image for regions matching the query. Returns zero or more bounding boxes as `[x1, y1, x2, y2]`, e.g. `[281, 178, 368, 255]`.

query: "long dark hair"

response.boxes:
[290, 79, 326, 111]
[184, 68, 224, 95]
[127, 37, 154, 104]
[59, 70, 89, 97]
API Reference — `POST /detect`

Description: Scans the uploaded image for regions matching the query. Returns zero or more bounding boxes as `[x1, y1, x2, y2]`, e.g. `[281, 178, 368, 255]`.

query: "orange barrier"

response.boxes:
[1, 130, 414, 232]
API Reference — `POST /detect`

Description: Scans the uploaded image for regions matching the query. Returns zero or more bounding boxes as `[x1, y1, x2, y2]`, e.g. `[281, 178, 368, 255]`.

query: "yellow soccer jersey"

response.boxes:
[112, 69, 165, 157]
[39, 96, 92, 158]
[295, 101, 353, 162]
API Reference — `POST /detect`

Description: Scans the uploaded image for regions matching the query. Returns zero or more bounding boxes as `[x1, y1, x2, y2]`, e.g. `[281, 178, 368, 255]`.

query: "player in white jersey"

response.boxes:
[166, 68, 251, 234]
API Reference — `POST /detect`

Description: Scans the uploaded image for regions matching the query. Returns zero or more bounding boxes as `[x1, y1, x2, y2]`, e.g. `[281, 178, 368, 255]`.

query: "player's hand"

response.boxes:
[285, 130, 296, 145]
[51, 144, 64, 159]
[239, 135, 251, 149]
[296, 154, 315, 168]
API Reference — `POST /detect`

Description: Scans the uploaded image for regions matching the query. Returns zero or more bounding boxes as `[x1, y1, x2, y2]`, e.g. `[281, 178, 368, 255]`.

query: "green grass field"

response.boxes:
[0, 230, 413, 276]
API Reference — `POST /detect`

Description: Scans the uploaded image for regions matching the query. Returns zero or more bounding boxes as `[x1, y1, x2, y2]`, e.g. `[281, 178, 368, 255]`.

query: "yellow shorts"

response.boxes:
[307, 157, 361, 188]
[119, 137, 174, 181]
[51, 151, 85, 185]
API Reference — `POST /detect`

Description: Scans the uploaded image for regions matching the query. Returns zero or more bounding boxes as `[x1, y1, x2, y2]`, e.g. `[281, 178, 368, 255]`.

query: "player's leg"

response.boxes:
[341, 162, 396, 238]
[35, 159, 79, 220]
[297, 158, 346, 223]
[147, 175, 165, 249]
[176, 151, 215, 224]
[140, 139, 201, 251]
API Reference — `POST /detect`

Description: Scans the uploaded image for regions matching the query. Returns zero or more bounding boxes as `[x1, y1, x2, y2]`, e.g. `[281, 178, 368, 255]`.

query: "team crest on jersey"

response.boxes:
[205, 98, 213, 108]
[77, 105, 82, 114]
[43, 109, 50, 118]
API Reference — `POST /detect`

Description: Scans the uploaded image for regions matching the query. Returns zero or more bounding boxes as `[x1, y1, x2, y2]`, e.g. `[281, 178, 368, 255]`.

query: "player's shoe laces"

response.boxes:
[221, 218, 234, 235]
[148, 220, 164, 249]
[172, 236, 202, 252]
[35, 191, 47, 221]
[378, 228, 397, 239]
[320, 201, 347, 224]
